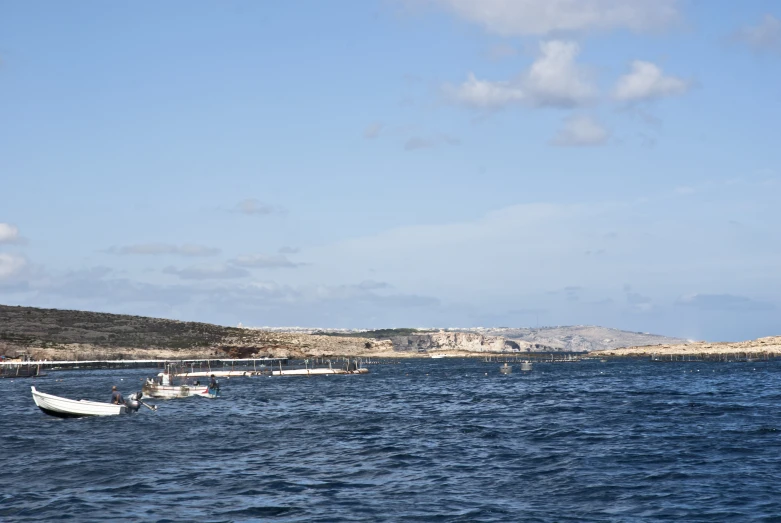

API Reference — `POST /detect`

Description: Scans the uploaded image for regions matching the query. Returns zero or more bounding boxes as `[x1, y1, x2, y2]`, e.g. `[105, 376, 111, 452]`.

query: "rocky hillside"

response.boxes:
[0, 304, 391, 360]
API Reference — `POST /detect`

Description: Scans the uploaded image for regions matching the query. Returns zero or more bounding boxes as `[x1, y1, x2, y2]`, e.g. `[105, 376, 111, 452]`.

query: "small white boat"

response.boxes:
[31, 386, 138, 418]
[142, 378, 218, 399]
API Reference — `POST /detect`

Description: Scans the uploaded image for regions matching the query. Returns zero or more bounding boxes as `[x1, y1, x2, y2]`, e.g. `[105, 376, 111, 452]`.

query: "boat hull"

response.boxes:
[31, 386, 126, 417]
[142, 381, 217, 399]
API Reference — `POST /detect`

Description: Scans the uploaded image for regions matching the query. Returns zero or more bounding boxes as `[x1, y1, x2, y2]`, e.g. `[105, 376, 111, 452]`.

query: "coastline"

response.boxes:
[591, 336, 781, 357]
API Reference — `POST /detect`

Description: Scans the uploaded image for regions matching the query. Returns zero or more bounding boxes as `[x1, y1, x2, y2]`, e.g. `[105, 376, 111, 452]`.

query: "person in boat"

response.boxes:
[110, 385, 124, 405]
[209, 375, 219, 392]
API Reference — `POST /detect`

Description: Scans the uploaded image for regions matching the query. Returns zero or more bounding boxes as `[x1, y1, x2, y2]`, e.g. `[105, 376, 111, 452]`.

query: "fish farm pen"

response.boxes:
[649, 352, 779, 362]
[0, 357, 287, 375]
[0, 357, 380, 378]
[482, 352, 587, 363]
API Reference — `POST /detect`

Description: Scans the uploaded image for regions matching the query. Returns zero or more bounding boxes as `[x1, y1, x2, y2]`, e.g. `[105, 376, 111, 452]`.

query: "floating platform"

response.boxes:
[0, 363, 43, 379]
[171, 367, 369, 378]
[0, 357, 287, 372]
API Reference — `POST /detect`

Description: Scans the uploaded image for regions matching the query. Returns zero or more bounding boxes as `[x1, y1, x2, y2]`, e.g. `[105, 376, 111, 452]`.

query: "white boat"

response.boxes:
[31, 386, 135, 418]
[142, 378, 218, 399]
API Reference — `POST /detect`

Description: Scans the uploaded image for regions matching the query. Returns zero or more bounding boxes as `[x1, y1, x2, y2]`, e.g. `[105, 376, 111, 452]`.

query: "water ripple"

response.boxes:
[3, 360, 781, 521]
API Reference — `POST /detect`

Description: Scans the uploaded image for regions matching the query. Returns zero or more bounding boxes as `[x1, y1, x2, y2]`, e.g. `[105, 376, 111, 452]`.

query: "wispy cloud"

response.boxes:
[624, 285, 653, 312]
[232, 199, 277, 216]
[3, 265, 440, 327]
[0, 223, 25, 244]
[676, 293, 774, 312]
[356, 280, 391, 290]
[564, 286, 582, 302]
[732, 14, 781, 55]
[0, 253, 27, 280]
[163, 264, 250, 280]
[106, 243, 220, 257]
[363, 122, 383, 139]
[404, 134, 460, 151]
[230, 254, 304, 269]
[551, 115, 609, 147]
[414, 0, 680, 36]
[485, 43, 517, 61]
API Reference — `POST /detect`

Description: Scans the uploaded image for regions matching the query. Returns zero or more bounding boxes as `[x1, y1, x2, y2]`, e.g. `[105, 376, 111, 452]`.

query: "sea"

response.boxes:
[2, 358, 781, 522]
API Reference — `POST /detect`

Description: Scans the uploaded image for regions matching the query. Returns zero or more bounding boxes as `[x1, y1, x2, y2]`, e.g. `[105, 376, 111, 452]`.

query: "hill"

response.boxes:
[0, 304, 389, 360]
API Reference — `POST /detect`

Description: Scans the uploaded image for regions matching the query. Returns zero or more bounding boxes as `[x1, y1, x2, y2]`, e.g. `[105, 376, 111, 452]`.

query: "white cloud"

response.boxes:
[613, 60, 690, 102]
[0, 253, 27, 280]
[231, 254, 303, 269]
[733, 14, 781, 55]
[421, 0, 679, 36]
[0, 223, 22, 244]
[446, 40, 595, 110]
[106, 243, 220, 257]
[526, 41, 596, 107]
[551, 115, 609, 146]
[445, 72, 525, 110]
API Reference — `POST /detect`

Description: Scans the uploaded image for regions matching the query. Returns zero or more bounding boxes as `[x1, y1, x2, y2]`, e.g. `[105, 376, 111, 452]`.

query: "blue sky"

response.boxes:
[1, 0, 780, 341]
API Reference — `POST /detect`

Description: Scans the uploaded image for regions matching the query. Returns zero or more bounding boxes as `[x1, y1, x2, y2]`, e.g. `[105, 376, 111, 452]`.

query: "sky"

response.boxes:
[1, 0, 780, 341]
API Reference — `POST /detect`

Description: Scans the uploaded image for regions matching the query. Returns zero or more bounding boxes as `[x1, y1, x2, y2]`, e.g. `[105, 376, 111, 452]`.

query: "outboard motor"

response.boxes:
[125, 392, 142, 413]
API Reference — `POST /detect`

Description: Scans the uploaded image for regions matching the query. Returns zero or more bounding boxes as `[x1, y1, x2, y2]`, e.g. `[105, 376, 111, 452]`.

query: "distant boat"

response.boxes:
[142, 378, 218, 399]
[31, 386, 141, 418]
[430, 354, 446, 359]
[143, 364, 220, 399]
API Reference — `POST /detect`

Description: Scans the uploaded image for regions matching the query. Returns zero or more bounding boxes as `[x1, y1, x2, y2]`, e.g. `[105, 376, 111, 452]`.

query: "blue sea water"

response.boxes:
[2, 359, 781, 522]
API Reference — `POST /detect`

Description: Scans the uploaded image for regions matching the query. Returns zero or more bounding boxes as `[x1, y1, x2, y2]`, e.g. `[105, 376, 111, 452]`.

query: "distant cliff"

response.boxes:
[388, 331, 556, 353]
[446, 326, 687, 352]
[313, 325, 686, 354]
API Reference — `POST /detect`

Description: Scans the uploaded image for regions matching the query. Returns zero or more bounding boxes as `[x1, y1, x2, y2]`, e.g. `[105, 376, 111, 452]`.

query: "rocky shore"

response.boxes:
[591, 336, 781, 357]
